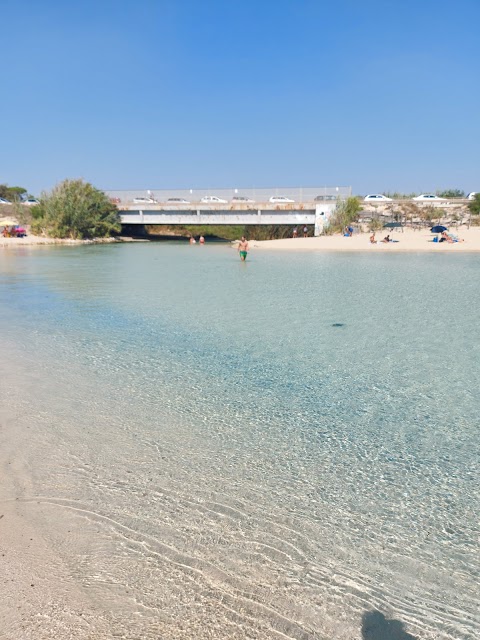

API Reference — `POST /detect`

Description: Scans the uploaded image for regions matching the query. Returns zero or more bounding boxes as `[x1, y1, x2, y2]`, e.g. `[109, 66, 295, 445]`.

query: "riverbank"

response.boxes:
[0, 217, 131, 247]
[251, 226, 480, 252]
[0, 235, 126, 248]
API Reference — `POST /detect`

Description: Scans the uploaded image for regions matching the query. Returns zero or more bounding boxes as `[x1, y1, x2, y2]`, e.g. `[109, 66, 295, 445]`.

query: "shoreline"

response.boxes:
[2, 227, 480, 252]
[0, 236, 136, 248]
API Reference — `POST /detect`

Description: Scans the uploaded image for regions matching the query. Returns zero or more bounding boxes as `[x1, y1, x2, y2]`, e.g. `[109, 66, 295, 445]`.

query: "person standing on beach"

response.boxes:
[238, 236, 249, 261]
[293, 227, 298, 238]
[303, 225, 308, 238]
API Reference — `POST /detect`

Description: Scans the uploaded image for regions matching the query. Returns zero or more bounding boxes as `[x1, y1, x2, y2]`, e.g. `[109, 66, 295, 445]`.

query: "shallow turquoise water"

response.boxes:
[0, 244, 478, 639]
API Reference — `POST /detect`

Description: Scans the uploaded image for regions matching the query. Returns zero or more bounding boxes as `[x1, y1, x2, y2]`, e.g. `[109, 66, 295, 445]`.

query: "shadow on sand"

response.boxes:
[361, 611, 418, 640]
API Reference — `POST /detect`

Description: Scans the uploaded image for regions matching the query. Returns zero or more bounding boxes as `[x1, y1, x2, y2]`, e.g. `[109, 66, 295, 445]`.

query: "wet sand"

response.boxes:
[0, 236, 120, 248]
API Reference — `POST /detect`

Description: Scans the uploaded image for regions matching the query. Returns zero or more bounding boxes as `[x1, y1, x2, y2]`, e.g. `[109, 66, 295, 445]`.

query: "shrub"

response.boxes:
[437, 189, 465, 199]
[368, 219, 384, 232]
[468, 193, 480, 216]
[32, 179, 121, 239]
[421, 206, 443, 223]
[324, 197, 361, 234]
[383, 191, 418, 199]
[145, 224, 300, 241]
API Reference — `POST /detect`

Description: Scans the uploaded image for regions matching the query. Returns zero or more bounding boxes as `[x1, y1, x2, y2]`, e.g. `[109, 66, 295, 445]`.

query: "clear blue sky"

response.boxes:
[2, 0, 479, 195]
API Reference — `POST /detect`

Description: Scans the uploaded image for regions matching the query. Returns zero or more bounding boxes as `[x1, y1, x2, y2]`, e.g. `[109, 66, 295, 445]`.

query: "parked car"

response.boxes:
[231, 196, 255, 203]
[167, 197, 190, 204]
[363, 194, 392, 202]
[314, 195, 337, 201]
[467, 192, 477, 200]
[24, 198, 40, 205]
[412, 194, 445, 201]
[200, 196, 228, 204]
[0, 197, 12, 205]
[269, 196, 295, 203]
[133, 197, 157, 204]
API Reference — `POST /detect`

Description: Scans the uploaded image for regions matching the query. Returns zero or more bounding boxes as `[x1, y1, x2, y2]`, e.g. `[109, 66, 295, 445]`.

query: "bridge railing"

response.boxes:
[107, 186, 351, 205]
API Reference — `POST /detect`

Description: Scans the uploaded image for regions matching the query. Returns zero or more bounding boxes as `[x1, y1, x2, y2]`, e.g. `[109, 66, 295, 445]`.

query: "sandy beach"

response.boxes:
[252, 226, 480, 252]
[0, 235, 122, 248]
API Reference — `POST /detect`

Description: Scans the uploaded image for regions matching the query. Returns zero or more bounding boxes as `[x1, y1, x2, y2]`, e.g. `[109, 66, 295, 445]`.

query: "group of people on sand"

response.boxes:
[292, 226, 309, 238]
[370, 233, 396, 244]
[2, 225, 26, 238]
[438, 231, 463, 243]
[369, 230, 464, 245]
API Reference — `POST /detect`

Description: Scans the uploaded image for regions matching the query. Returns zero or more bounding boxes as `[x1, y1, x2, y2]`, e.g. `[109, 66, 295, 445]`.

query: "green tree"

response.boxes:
[0, 184, 28, 201]
[324, 197, 361, 234]
[468, 193, 480, 216]
[437, 189, 465, 199]
[32, 179, 121, 239]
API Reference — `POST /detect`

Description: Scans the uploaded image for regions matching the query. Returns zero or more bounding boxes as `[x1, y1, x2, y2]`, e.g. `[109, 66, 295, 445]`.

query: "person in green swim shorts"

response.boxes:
[238, 236, 249, 261]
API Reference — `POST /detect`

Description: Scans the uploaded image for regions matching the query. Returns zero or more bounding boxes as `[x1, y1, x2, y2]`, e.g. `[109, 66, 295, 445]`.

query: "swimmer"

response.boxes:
[238, 236, 249, 261]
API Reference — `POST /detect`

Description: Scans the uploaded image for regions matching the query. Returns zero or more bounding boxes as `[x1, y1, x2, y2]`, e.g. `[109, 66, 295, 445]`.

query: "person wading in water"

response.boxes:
[238, 236, 249, 261]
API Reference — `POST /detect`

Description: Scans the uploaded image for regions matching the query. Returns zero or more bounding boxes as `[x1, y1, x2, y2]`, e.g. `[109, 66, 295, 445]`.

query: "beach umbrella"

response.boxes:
[431, 225, 448, 233]
[383, 222, 403, 228]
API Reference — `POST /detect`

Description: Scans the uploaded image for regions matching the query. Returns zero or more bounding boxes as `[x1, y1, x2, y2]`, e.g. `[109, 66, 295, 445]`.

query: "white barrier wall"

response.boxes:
[108, 186, 351, 205]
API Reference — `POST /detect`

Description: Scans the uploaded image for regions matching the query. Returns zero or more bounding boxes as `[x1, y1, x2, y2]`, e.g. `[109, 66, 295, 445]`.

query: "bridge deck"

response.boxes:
[119, 202, 334, 227]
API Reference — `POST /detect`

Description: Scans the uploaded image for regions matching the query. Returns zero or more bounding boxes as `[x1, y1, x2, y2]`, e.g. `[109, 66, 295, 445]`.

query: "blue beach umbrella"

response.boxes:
[431, 225, 448, 233]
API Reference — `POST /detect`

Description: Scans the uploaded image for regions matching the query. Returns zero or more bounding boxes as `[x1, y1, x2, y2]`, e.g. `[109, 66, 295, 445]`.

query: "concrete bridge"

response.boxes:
[119, 203, 337, 236]
[110, 186, 350, 236]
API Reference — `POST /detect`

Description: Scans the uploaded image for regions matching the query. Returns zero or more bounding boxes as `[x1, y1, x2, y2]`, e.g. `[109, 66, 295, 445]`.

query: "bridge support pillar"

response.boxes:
[314, 203, 336, 236]
[314, 205, 326, 236]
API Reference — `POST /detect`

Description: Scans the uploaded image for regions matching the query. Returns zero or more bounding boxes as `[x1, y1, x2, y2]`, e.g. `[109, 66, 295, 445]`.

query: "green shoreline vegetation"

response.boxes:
[145, 224, 303, 241]
[31, 179, 120, 239]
